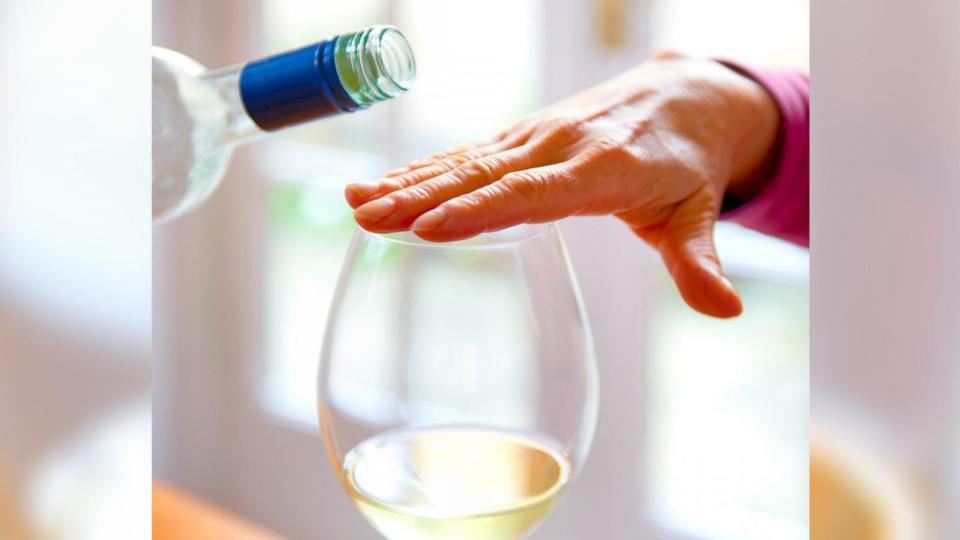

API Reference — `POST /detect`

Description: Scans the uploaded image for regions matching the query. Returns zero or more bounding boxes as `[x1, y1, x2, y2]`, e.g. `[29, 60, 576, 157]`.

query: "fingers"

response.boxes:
[345, 152, 474, 209]
[353, 145, 549, 233]
[383, 138, 501, 179]
[409, 163, 581, 242]
[638, 188, 742, 318]
[345, 145, 498, 209]
[345, 129, 537, 209]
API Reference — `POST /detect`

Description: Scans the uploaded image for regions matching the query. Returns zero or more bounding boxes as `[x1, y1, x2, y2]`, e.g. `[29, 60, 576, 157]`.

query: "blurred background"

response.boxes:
[1, 0, 956, 539]
[0, 1, 150, 539]
[153, 1, 809, 539]
[812, 0, 960, 538]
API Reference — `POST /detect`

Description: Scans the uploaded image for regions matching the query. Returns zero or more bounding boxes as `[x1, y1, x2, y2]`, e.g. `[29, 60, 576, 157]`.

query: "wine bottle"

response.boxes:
[152, 25, 416, 222]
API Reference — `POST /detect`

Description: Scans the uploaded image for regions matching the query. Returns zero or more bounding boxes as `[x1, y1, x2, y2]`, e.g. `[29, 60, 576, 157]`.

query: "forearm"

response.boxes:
[720, 63, 781, 203]
[718, 63, 810, 247]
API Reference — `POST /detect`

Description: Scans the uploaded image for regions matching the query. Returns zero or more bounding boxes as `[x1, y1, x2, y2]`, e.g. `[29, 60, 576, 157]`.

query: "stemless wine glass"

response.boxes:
[318, 223, 598, 540]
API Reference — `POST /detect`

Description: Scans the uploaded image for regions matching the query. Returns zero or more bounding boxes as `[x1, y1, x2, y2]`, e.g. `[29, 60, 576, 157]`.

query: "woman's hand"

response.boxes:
[345, 54, 779, 318]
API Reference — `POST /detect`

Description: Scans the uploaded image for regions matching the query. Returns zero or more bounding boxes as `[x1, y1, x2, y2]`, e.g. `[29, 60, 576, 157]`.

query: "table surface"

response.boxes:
[153, 482, 285, 540]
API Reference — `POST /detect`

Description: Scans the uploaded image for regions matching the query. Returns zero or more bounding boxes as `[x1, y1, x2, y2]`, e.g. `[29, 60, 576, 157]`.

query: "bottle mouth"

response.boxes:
[375, 27, 416, 92]
[335, 25, 417, 107]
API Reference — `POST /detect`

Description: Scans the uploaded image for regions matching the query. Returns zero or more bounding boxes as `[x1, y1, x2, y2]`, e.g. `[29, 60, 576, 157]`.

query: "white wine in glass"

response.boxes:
[318, 224, 598, 540]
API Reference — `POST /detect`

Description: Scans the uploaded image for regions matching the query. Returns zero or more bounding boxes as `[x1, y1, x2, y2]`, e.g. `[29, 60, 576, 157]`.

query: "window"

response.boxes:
[649, 0, 809, 70]
[642, 2, 809, 536]
[647, 224, 808, 540]
[253, 1, 808, 538]
[260, 144, 385, 424]
[258, 0, 545, 426]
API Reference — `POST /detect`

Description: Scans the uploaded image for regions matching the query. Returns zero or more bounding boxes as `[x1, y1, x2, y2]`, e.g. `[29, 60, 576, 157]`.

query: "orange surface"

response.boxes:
[810, 443, 888, 540]
[153, 482, 285, 540]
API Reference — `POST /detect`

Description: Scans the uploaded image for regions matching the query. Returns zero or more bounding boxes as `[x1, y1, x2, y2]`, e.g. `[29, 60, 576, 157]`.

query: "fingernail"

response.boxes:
[412, 208, 449, 232]
[346, 181, 381, 198]
[355, 198, 397, 222]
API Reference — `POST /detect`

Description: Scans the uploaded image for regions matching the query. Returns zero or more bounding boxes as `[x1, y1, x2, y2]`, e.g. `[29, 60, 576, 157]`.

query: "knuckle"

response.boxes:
[500, 172, 544, 206]
[391, 169, 431, 191]
[591, 136, 633, 160]
[493, 128, 512, 141]
[393, 184, 432, 206]
[462, 190, 497, 230]
[460, 158, 498, 182]
[405, 183, 435, 202]
[389, 190, 413, 206]
[539, 116, 584, 143]
[438, 151, 482, 172]
[455, 150, 481, 164]
[447, 192, 491, 226]
[462, 188, 493, 210]
[382, 178, 406, 191]
[435, 156, 463, 171]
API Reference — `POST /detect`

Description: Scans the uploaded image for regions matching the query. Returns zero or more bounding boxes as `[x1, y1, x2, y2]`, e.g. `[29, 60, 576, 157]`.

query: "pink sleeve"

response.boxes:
[719, 63, 809, 247]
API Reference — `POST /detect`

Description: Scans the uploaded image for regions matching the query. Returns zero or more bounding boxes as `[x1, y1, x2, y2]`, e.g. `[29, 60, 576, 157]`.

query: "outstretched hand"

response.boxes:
[345, 54, 779, 318]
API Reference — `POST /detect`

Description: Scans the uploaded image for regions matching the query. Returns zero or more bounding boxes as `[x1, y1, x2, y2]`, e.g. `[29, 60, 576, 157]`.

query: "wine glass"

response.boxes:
[318, 223, 598, 540]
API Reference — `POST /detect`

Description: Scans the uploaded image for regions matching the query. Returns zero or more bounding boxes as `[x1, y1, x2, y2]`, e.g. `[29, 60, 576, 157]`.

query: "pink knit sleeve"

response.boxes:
[719, 63, 809, 247]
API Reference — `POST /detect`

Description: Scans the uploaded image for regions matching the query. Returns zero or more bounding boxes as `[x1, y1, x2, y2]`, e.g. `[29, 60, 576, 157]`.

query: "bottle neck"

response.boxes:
[237, 26, 416, 132]
[238, 38, 359, 132]
[199, 64, 260, 146]
[191, 25, 416, 144]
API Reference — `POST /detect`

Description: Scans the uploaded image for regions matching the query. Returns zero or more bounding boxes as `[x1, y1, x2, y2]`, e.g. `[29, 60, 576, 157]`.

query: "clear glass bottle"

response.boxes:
[152, 25, 416, 223]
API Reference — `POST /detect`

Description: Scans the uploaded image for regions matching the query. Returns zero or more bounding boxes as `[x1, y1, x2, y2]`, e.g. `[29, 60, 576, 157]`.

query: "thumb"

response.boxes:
[641, 191, 742, 318]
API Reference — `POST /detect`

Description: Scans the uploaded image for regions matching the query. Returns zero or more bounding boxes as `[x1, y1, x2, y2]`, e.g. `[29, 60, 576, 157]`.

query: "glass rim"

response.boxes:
[357, 223, 554, 249]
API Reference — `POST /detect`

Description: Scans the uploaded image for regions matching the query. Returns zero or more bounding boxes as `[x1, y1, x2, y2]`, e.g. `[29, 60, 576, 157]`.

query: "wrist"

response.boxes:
[718, 62, 780, 203]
